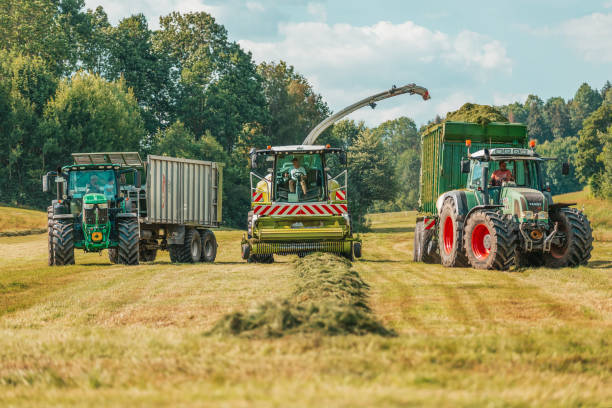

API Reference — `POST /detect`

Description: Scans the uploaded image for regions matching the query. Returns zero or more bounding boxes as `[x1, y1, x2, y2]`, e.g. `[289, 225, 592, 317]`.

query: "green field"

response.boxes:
[0, 191, 611, 407]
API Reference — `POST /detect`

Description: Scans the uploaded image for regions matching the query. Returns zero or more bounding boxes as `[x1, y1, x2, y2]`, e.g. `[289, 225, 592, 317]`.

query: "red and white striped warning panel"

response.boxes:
[423, 217, 436, 230]
[253, 203, 348, 216]
[252, 191, 264, 202]
[335, 190, 346, 201]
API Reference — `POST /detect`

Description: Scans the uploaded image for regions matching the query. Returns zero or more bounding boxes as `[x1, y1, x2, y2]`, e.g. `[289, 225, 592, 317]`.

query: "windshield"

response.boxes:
[274, 153, 325, 202]
[489, 160, 540, 189]
[68, 169, 117, 200]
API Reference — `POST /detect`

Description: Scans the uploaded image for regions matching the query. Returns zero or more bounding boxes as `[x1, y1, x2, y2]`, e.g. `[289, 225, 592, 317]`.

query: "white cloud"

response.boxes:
[604, 0, 612, 8]
[435, 92, 475, 118]
[492, 92, 528, 106]
[246, 1, 264, 12]
[306, 2, 326, 22]
[561, 13, 612, 62]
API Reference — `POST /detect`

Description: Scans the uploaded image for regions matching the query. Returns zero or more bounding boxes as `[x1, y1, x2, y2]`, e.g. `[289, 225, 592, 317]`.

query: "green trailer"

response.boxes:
[414, 121, 593, 269]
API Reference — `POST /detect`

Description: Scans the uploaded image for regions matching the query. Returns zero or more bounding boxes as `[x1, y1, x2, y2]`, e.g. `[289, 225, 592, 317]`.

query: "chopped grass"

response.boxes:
[209, 253, 394, 337]
[445, 102, 508, 125]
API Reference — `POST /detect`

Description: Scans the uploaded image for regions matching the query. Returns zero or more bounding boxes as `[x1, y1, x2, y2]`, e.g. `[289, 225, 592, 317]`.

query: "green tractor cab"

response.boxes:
[415, 122, 593, 270]
[241, 145, 360, 262]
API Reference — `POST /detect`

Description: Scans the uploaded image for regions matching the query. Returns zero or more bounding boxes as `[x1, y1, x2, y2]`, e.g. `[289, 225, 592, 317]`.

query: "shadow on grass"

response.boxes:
[370, 227, 415, 234]
[588, 260, 612, 269]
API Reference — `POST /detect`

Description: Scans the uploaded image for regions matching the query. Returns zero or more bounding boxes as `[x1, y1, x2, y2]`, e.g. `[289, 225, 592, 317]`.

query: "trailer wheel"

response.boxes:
[117, 218, 139, 265]
[543, 208, 593, 268]
[139, 243, 157, 262]
[108, 248, 118, 264]
[47, 206, 54, 266]
[464, 210, 515, 270]
[169, 227, 201, 263]
[199, 230, 217, 262]
[52, 221, 75, 266]
[438, 198, 468, 267]
[413, 221, 423, 261]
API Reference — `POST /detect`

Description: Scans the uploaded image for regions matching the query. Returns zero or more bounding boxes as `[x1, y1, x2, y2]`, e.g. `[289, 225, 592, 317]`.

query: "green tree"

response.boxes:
[570, 83, 603, 133]
[320, 119, 366, 150]
[543, 97, 571, 139]
[43, 72, 145, 173]
[153, 121, 226, 163]
[575, 100, 612, 197]
[537, 137, 583, 194]
[258, 61, 330, 146]
[525, 95, 552, 142]
[599, 125, 612, 199]
[154, 12, 268, 151]
[499, 101, 528, 124]
[347, 129, 394, 230]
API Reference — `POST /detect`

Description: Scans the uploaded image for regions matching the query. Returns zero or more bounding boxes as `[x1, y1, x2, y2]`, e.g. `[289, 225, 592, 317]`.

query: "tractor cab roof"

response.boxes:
[253, 145, 344, 155]
[61, 163, 121, 172]
[470, 147, 543, 161]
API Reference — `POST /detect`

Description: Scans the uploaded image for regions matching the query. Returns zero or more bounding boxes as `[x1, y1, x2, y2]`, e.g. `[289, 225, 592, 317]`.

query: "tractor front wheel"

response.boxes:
[117, 218, 139, 265]
[438, 198, 468, 267]
[543, 208, 593, 267]
[52, 221, 75, 266]
[464, 210, 515, 270]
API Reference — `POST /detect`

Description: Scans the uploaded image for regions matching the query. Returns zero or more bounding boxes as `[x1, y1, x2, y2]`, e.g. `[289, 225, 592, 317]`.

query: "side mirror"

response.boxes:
[339, 151, 347, 165]
[461, 159, 470, 174]
[134, 171, 141, 188]
[249, 148, 258, 169]
[561, 162, 570, 175]
[42, 174, 49, 192]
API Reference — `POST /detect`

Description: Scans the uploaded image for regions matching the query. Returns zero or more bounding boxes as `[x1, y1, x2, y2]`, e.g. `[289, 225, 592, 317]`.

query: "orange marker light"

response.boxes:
[529, 140, 536, 148]
[266, 145, 271, 150]
[326, 144, 331, 148]
[465, 139, 471, 147]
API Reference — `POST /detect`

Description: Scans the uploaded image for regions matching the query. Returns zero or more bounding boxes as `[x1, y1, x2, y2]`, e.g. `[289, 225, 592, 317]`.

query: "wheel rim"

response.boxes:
[471, 223, 491, 260]
[443, 216, 454, 254]
[191, 235, 201, 259]
[204, 239, 213, 258]
[550, 219, 569, 259]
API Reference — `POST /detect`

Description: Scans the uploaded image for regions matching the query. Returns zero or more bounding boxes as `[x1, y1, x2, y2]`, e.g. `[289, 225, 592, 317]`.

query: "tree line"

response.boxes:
[1, 1, 610, 231]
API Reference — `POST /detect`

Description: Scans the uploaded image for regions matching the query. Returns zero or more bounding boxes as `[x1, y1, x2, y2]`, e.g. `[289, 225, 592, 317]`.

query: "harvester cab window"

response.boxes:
[68, 170, 117, 199]
[274, 153, 324, 202]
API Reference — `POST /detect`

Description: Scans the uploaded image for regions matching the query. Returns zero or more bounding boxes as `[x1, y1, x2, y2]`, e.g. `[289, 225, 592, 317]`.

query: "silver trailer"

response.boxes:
[72, 152, 223, 263]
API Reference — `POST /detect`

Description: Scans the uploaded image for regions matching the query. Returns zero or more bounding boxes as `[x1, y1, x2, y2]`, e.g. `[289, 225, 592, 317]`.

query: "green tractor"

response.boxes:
[43, 155, 140, 266]
[415, 121, 593, 270]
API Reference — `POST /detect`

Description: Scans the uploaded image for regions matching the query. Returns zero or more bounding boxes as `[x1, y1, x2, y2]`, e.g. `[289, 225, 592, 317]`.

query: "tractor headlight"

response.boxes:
[98, 203, 108, 209]
[537, 211, 548, 221]
[522, 211, 534, 220]
[83, 203, 94, 210]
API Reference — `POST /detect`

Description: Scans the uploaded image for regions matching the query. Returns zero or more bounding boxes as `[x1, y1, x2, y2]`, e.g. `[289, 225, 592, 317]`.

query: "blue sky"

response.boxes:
[84, 0, 612, 126]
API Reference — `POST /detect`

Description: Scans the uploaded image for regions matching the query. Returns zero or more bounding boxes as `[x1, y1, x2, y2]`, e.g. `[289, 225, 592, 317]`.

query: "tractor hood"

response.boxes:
[502, 187, 548, 222]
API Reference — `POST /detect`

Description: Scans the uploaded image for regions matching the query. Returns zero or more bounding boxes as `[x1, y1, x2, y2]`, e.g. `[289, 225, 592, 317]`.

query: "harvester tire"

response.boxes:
[543, 208, 593, 268]
[47, 206, 54, 266]
[117, 218, 139, 265]
[199, 229, 217, 262]
[354, 242, 362, 258]
[438, 198, 468, 267]
[241, 244, 250, 260]
[248, 254, 274, 263]
[464, 210, 515, 270]
[108, 248, 118, 264]
[52, 221, 75, 266]
[247, 211, 254, 239]
[169, 227, 200, 263]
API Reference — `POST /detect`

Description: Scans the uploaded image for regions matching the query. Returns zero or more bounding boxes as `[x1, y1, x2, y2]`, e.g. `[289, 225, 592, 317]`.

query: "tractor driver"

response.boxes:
[86, 174, 104, 194]
[490, 160, 514, 186]
[103, 176, 116, 199]
[288, 157, 307, 195]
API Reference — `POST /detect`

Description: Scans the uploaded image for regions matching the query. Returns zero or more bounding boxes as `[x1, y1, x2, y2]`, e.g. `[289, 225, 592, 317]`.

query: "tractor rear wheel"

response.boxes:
[199, 229, 217, 262]
[438, 198, 468, 267]
[464, 210, 515, 270]
[543, 208, 593, 267]
[52, 221, 75, 265]
[47, 207, 54, 266]
[169, 227, 201, 263]
[117, 218, 139, 265]
[108, 248, 118, 264]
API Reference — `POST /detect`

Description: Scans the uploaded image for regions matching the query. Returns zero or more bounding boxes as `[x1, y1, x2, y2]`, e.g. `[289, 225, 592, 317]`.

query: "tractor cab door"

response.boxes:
[324, 151, 348, 203]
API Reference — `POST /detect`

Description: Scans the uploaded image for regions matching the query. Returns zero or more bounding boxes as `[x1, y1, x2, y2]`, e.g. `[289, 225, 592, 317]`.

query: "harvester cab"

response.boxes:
[242, 145, 354, 262]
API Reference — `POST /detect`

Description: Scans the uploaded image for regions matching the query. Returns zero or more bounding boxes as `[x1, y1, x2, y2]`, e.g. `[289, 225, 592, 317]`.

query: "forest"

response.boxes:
[1, 0, 611, 229]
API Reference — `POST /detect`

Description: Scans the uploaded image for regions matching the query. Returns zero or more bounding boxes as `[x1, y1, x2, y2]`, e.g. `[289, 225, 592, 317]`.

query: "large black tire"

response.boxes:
[169, 227, 200, 263]
[117, 218, 139, 265]
[515, 250, 543, 268]
[108, 248, 118, 264]
[438, 198, 468, 267]
[52, 221, 75, 266]
[543, 208, 593, 267]
[353, 241, 362, 258]
[199, 229, 217, 262]
[47, 206, 54, 266]
[248, 254, 274, 263]
[464, 210, 516, 270]
[422, 225, 441, 264]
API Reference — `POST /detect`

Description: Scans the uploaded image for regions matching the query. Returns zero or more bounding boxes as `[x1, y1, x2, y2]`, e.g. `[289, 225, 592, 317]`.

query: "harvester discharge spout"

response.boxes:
[302, 83, 430, 146]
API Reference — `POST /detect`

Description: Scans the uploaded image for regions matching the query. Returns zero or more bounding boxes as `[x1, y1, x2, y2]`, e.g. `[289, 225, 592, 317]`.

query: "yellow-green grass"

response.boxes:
[554, 188, 612, 241]
[0, 206, 46, 233]
[0, 193, 611, 407]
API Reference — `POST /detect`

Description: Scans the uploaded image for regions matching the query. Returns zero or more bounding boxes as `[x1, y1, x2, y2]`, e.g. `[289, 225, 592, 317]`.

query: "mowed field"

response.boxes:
[1, 191, 611, 407]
